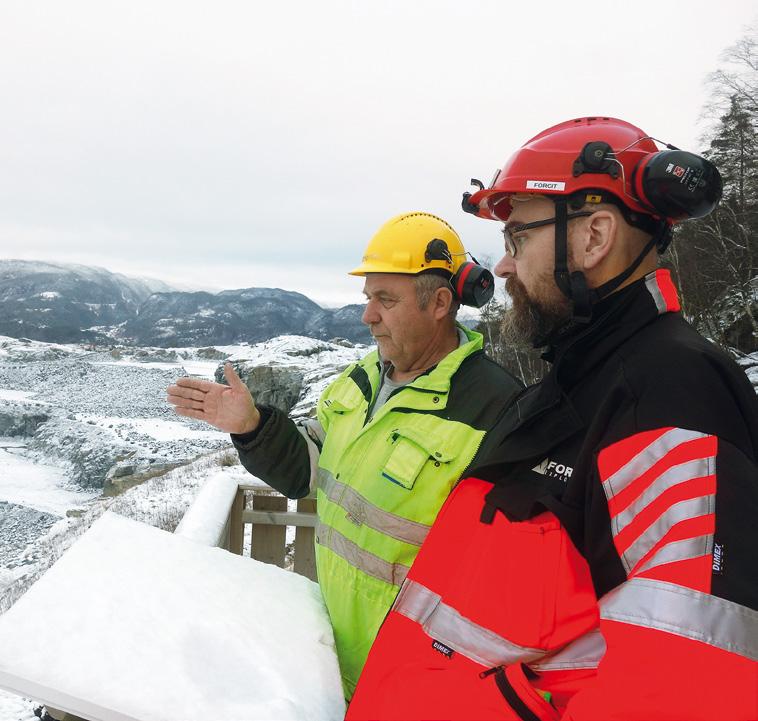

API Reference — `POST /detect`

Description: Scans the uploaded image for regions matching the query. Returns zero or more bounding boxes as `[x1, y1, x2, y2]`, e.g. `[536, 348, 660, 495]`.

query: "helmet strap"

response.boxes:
[552, 199, 592, 322]
[552, 198, 572, 297]
[590, 226, 663, 301]
[552, 198, 668, 322]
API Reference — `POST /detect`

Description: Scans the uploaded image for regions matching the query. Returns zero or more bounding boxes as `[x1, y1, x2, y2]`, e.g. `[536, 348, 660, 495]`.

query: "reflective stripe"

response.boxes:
[531, 629, 606, 671]
[394, 579, 605, 671]
[645, 273, 668, 315]
[635, 533, 713, 575]
[297, 425, 322, 494]
[621, 494, 715, 574]
[318, 469, 431, 547]
[613, 457, 714, 533]
[600, 577, 758, 662]
[316, 522, 410, 587]
[602, 428, 707, 497]
[393, 580, 546, 667]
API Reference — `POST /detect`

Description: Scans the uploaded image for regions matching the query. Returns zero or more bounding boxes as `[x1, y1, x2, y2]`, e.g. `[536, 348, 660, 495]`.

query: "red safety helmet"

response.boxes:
[463, 116, 721, 228]
[461, 116, 722, 326]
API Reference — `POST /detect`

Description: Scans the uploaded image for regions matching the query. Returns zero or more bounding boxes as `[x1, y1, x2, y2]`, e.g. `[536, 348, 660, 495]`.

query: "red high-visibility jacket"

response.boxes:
[348, 271, 758, 721]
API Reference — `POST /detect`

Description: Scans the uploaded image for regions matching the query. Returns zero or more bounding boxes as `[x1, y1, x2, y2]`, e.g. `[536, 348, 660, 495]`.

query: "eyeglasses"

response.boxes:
[501, 211, 593, 257]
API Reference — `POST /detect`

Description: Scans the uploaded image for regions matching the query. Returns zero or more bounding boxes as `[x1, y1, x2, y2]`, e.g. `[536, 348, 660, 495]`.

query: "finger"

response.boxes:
[174, 406, 209, 421]
[167, 386, 207, 402]
[175, 377, 215, 391]
[224, 362, 246, 390]
[167, 395, 206, 411]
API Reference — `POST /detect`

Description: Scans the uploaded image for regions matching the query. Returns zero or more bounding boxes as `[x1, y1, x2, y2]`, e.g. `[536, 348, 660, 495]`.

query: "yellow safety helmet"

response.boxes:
[349, 212, 495, 308]
[349, 212, 467, 277]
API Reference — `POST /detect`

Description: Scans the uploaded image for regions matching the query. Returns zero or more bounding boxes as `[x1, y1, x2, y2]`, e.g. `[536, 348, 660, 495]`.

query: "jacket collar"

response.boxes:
[369, 323, 483, 396]
[472, 269, 681, 469]
[546, 268, 680, 390]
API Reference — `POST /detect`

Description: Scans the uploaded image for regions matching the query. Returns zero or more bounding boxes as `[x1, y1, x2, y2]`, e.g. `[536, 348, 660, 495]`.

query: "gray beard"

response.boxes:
[501, 276, 573, 350]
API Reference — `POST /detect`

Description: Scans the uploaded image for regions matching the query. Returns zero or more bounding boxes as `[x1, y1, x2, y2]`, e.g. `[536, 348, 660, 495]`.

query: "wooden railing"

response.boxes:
[174, 476, 318, 581]
[226, 485, 318, 582]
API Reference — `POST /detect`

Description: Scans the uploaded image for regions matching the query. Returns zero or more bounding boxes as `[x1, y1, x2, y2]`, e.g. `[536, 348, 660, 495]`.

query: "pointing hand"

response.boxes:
[167, 362, 261, 434]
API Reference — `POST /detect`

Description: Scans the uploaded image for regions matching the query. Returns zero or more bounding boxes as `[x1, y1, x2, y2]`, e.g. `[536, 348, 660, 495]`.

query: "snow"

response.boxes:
[0, 689, 35, 721]
[0, 512, 345, 721]
[174, 471, 239, 546]
[76, 415, 229, 442]
[0, 389, 39, 403]
[0, 444, 97, 516]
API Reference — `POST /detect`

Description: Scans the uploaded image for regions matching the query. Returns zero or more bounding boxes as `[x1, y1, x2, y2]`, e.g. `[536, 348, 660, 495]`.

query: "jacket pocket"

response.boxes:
[449, 509, 562, 650]
[489, 663, 560, 721]
[381, 427, 455, 491]
[321, 378, 366, 415]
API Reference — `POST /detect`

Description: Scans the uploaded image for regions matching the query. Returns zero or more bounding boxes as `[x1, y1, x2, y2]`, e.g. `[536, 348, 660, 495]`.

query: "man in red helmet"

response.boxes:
[347, 118, 758, 720]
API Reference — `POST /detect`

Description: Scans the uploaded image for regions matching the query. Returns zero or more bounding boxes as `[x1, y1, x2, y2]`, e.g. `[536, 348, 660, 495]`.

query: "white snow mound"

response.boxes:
[0, 512, 345, 721]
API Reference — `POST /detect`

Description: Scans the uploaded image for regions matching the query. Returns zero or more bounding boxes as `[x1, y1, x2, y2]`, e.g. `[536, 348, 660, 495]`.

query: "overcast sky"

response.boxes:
[0, 1, 755, 306]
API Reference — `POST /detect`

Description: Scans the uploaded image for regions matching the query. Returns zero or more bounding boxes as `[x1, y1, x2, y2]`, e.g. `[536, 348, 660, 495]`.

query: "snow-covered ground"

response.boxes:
[0, 443, 97, 516]
[0, 333, 365, 721]
[0, 453, 256, 721]
[0, 333, 363, 592]
[0, 512, 346, 721]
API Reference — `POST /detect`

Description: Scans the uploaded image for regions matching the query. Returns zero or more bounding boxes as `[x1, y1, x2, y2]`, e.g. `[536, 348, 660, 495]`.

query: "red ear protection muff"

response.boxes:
[631, 149, 723, 221]
[452, 261, 494, 308]
[424, 240, 495, 308]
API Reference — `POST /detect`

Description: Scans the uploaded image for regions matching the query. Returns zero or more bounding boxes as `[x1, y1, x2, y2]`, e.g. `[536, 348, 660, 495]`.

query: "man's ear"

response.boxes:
[431, 286, 454, 319]
[580, 210, 617, 271]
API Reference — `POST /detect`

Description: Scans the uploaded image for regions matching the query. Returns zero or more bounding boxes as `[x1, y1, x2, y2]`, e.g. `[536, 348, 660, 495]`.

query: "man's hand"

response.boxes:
[167, 363, 261, 435]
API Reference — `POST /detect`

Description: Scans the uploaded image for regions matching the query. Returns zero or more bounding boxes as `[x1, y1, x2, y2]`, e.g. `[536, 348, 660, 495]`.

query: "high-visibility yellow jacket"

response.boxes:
[233, 326, 522, 697]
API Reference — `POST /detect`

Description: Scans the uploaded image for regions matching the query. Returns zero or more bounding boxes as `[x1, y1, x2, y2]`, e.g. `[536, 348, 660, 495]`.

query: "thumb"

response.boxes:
[223, 362, 247, 391]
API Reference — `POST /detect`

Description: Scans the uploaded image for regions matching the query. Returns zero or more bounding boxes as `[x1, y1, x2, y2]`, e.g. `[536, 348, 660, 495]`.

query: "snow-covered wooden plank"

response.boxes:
[174, 472, 240, 546]
[0, 512, 344, 721]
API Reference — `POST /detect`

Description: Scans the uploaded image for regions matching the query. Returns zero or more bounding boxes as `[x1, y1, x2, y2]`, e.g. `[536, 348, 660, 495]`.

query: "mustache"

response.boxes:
[505, 276, 528, 303]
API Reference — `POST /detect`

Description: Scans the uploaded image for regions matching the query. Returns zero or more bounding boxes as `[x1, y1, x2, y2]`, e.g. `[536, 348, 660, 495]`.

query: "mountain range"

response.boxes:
[0, 260, 371, 346]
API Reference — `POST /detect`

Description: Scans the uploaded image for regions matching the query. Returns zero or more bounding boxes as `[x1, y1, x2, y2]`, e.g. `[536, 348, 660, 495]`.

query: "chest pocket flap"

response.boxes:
[322, 379, 366, 414]
[382, 427, 454, 490]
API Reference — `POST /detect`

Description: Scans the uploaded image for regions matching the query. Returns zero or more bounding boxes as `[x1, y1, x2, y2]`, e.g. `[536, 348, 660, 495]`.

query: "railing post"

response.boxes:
[251, 491, 288, 567]
[294, 497, 317, 581]
[228, 487, 245, 555]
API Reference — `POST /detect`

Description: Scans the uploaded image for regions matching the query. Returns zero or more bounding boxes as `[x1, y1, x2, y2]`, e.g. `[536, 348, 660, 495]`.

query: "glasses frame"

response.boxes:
[501, 211, 594, 258]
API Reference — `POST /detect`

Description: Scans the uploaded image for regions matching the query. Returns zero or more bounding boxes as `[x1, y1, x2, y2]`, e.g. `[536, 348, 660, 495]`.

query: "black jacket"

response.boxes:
[473, 269, 758, 611]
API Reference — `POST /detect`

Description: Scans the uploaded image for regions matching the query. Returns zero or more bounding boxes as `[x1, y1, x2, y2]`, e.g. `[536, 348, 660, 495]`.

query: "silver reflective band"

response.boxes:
[600, 577, 758, 661]
[645, 273, 669, 315]
[612, 456, 714, 535]
[602, 428, 708, 498]
[394, 579, 605, 671]
[318, 469, 431, 547]
[635, 532, 714, 576]
[621, 493, 715, 574]
[316, 522, 410, 587]
[531, 629, 607, 672]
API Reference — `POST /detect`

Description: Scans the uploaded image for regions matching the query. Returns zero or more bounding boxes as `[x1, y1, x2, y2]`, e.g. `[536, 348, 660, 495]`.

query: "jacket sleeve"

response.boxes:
[563, 427, 758, 721]
[230, 405, 324, 499]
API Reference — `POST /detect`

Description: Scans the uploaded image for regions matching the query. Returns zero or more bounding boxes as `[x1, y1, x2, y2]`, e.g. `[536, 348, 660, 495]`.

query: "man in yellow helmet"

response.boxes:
[167, 212, 523, 697]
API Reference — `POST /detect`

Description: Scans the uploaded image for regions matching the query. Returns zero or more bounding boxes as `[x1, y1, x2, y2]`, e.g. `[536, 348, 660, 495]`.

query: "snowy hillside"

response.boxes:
[0, 260, 372, 346]
[0, 332, 367, 720]
[0, 334, 366, 600]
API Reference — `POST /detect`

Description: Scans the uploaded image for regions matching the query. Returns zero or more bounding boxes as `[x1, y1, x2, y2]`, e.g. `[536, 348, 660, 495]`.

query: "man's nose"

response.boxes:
[361, 300, 380, 326]
[494, 254, 515, 278]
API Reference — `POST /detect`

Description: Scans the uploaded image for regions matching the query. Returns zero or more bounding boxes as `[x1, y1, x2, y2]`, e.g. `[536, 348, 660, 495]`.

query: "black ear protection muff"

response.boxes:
[631, 149, 723, 221]
[424, 239, 495, 308]
[575, 142, 723, 222]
